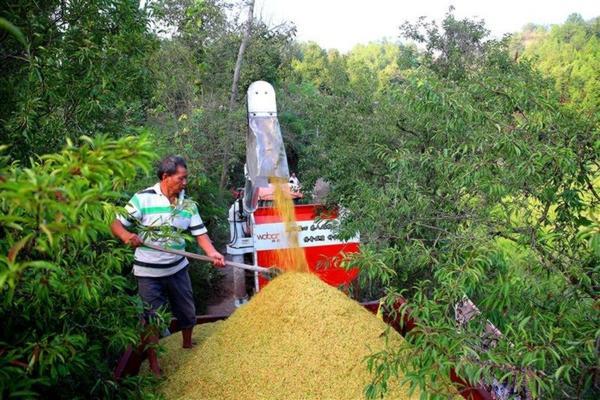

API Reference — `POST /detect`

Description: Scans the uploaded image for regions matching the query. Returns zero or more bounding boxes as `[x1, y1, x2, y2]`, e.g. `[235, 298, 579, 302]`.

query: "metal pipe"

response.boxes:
[251, 213, 260, 293]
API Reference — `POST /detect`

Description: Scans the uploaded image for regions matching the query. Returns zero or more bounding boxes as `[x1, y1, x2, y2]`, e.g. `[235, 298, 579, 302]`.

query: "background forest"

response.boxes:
[0, 0, 598, 399]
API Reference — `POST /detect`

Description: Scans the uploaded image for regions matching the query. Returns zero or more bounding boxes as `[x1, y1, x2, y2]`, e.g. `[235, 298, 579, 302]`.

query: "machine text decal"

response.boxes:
[253, 220, 359, 251]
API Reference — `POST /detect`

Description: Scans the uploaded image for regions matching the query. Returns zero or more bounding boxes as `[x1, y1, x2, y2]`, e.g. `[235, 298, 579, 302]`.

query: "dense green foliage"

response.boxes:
[0, 0, 157, 159]
[0, 136, 160, 398]
[512, 14, 600, 118]
[1, 1, 598, 398]
[149, 0, 297, 190]
[287, 12, 599, 399]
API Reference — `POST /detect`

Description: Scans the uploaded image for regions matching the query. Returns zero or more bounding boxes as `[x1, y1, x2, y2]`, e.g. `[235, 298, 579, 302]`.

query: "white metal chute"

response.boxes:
[244, 81, 290, 213]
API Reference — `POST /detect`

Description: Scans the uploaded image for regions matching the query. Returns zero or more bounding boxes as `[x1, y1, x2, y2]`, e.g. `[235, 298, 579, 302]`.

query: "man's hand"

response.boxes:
[196, 234, 225, 267]
[124, 232, 143, 248]
[111, 220, 142, 248]
[208, 251, 225, 268]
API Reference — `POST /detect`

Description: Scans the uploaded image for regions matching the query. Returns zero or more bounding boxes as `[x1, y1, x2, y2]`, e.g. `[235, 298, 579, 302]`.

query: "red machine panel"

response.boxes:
[253, 204, 360, 289]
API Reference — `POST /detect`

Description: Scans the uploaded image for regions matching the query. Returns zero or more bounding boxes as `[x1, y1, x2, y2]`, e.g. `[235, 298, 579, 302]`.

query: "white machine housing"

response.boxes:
[227, 198, 254, 256]
[247, 81, 277, 117]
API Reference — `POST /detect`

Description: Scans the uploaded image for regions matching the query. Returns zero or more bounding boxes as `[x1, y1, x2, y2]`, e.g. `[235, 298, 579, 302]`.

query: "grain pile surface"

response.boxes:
[141, 321, 223, 380]
[157, 272, 423, 400]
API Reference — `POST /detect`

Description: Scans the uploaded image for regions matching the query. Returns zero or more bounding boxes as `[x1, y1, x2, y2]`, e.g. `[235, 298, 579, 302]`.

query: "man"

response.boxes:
[111, 155, 225, 376]
[288, 172, 300, 187]
[288, 172, 301, 196]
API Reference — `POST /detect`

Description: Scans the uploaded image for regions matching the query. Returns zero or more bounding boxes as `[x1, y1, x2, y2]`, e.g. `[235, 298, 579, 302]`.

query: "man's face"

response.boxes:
[163, 166, 188, 195]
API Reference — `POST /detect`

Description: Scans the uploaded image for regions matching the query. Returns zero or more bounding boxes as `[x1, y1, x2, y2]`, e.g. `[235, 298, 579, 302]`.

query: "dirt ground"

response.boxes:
[204, 263, 237, 315]
[204, 253, 254, 315]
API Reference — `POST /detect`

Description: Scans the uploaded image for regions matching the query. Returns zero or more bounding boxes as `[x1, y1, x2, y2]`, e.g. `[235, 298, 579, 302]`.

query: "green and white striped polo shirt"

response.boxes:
[117, 182, 208, 277]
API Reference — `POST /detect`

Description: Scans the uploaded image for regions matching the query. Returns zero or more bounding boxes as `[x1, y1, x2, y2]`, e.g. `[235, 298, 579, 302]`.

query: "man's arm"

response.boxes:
[111, 220, 143, 247]
[196, 234, 225, 267]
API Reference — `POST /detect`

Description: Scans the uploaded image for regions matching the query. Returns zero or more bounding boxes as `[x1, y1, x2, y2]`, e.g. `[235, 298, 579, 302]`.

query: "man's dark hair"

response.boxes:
[157, 155, 187, 180]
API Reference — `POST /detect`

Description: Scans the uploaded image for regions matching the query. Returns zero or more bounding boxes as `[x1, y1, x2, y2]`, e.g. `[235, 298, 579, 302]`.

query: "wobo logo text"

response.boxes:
[256, 232, 281, 243]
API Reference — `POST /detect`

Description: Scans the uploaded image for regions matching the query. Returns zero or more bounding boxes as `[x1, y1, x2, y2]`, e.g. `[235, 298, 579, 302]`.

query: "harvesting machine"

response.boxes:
[226, 80, 360, 305]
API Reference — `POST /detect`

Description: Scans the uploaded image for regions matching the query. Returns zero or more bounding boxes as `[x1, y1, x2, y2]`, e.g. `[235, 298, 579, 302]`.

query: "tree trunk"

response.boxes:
[219, 0, 255, 191]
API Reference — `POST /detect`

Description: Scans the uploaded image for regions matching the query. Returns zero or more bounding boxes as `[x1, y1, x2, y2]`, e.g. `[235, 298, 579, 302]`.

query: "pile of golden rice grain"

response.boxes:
[154, 272, 422, 399]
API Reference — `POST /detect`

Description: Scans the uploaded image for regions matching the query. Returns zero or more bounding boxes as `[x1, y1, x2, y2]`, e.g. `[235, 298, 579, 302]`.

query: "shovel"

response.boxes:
[142, 242, 280, 278]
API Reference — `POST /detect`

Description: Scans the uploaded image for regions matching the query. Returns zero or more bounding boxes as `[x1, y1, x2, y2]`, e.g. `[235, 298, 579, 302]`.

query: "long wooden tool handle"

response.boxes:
[143, 242, 271, 274]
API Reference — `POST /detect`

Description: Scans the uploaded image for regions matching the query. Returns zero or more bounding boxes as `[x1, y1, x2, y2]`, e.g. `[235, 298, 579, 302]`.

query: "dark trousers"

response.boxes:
[136, 266, 196, 330]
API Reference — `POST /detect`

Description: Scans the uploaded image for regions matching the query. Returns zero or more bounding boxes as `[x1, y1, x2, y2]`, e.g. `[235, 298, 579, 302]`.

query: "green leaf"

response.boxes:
[0, 17, 27, 47]
[518, 316, 531, 331]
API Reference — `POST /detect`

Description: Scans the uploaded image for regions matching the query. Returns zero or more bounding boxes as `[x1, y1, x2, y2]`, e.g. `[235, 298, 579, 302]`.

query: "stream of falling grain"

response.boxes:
[271, 177, 309, 272]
